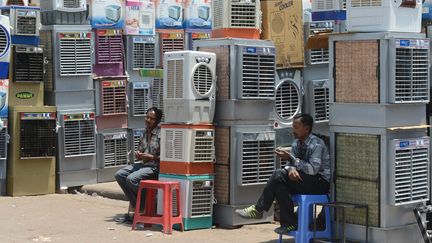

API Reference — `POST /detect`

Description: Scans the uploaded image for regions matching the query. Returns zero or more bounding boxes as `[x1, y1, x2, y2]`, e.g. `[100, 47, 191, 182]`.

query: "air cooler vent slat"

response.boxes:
[20, 119, 56, 158]
[275, 80, 300, 121]
[191, 181, 213, 217]
[59, 36, 92, 75]
[152, 78, 164, 121]
[132, 87, 149, 116]
[0, 26, 8, 56]
[13, 51, 44, 82]
[64, 118, 95, 157]
[241, 138, 275, 185]
[193, 64, 213, 96]
[16, 11, 37, 35]
[102, 81, 127, 115]
[104, 135, 128, 167]
[166, 59, 184, 99]
[63, 0, 81, 8]
[0, 129, 7, 159]
[242, 53, 275, 98]
[230, 2, 257, 28]
[97, 34, 124, 64]
[133, 42, 155, 69]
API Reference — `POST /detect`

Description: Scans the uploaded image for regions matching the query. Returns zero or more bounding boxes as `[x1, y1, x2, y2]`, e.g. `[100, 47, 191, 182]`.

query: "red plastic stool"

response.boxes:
[132, 180, 183, 234]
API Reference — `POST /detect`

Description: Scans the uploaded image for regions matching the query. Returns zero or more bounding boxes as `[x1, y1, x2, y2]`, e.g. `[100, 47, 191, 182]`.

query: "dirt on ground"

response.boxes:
[0, 193, 294, 243]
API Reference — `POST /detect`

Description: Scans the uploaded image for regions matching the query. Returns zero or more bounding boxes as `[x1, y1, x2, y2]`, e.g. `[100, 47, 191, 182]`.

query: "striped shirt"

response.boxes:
[284, 133, 330, 182]
[137, 126, 161, 168]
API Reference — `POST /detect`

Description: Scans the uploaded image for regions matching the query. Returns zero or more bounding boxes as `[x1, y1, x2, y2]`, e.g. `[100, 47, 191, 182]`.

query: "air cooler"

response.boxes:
[160, 124, 214, 175]
[304, 79, 330, 125]
[185, 29, 211, 50]
[0, 15, 11, 79]
[97, 129, 130, 183]
[346, 0, 422, 32]
[331, 126, 429, 242]
[94, 29, 125, 77]
[158, 174, 214, 230]
[0, 5, 40, 46]
[57, 111, 97, 188]
[125, 35, 157, 81]
[39, 25, 94, 110]
[163, 50, 216, 124]
[0, 119, 8, 196]
[12, 45, 44, 83]
[212, 0, 260, 29]
[8, 106, 57, 196]
[40, 0, 88, 25]
[128, 81, 151, 129]
[156, 29, 184, 66]
[95, 78, 128, 130]
[105, 4, 122, 22]
[213, 124, 275, 227]
[273, 69, 302, 129]
[329, 32, 430, 128]
[312, 0, 346, 21]
[194, 38, 276, 124]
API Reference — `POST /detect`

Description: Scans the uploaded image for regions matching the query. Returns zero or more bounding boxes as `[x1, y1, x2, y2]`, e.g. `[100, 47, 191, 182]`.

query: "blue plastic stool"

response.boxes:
[278, 194, 332, 243]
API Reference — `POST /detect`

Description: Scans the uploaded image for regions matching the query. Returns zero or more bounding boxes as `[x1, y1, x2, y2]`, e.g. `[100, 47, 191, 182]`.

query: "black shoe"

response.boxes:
[274, 224, 298, 234]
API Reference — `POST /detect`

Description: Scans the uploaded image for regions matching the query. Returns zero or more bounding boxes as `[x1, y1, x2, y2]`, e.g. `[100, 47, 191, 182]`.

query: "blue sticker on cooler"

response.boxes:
[399, 40, 410, 47]
[399, 141, 410, 148]
[246, 47, 257, 53]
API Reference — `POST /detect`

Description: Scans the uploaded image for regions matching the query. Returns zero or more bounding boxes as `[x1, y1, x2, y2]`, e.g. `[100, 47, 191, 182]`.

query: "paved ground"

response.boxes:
[0, 182, 295, 243]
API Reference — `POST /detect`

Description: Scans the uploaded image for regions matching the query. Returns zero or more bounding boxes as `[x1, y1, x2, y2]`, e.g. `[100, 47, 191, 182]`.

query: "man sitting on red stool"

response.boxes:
[235, 113, 330, 234]
[115, 107, 163, 223]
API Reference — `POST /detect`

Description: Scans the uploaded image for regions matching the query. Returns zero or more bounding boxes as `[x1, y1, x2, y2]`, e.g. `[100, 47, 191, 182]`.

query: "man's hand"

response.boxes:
[135, 151, 154, 162]
[275, 148, 296, 162]
[288, 169, 303, 182]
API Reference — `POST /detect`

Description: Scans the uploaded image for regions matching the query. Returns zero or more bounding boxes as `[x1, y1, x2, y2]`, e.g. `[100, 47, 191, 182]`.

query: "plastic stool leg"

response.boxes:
[132, 185, 143, 230]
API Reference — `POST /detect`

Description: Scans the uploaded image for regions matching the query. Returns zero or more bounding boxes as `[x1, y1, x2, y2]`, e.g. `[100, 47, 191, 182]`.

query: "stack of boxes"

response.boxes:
[158, 50, 216, 230]
[329, 0, 430, 242]
[39, 1, 97, 189]
[1, 3, 58, 196]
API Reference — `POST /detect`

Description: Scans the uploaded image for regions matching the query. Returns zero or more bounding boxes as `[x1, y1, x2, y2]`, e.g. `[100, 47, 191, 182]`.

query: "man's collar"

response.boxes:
[300, 133, 313, 145]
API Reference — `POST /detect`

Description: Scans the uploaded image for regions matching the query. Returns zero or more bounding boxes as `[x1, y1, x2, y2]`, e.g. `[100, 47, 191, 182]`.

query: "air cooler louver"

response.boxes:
[12, 46, 44, 82]
[132, 36, 156, 69]
[59, 32, 92, 76]
[212, 0, 260, 29]
[0, 15, 11, 79]
[20, 112, 57, 158]
[159, 31, 184, 64]
[101, 80, 127, 115]
[103, 132, 128, 167]
[274, 70, 302, 128]
[131, 82, 150, 116]
[0, 128, 8, 159]
[305, 79, 329, 123]
[63, 113, 96, 157]
[96, 29, 124, 64]
[151, 78, 164, 121]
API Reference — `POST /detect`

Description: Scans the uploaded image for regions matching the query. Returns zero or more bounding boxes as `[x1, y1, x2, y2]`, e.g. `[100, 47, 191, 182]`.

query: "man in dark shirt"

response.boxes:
[235, 113, 330, 234]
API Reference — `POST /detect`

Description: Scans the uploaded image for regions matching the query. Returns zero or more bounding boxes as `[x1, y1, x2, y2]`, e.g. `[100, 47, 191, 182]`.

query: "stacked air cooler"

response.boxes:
[0, 3, 58, 196]
[39, 0, 97, 189]
[89, 0, 129, 183]
[194, 38, 276, 227]
[328, 0, 429, 240]
[159, 50, 216, 230]
[0, 14, 10, 195]
[211, 0, 261, 39]
[302, 18, 345, 137]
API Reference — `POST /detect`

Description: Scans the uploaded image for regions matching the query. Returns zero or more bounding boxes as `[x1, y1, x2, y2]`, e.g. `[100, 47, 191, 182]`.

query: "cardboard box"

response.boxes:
[124, 0, 155, 35]
[184, 0, 211, 29]
[261, 0, 304, 68]
[90, 0, 125, 29]
[155, 0, 183, 29]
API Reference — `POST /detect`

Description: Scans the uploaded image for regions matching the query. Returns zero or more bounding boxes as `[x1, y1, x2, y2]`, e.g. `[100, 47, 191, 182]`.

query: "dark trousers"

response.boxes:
[114, 163, 159, 210]
[255, 169, 329, 226]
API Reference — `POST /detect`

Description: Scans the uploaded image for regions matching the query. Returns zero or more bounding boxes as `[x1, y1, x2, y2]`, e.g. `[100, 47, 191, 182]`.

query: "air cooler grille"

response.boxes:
[0, 27, 7, 57]
[152, 78, 164, 121]
[16, 11, 37, 35]
[0, 129, 7, 159]
[275, 81, 300, 121]
[314, 85, 329, 122]
[231, 1, 257, 28]
[351, 0, 382, 7]
[314, 0, 336, 10]
[64, 120, 95, 157]
[133, 42, 155, 69]
[166, 59, 184, 99]
[395, 48, 429, 102]
[193, 64, 213, 96]
[20, 119, 56, 158]
[161, 35, 184, 55]
[102, 81, 127, 115]
[6, 0, 24, 5]
[64, 0, 81, 8]
[394, 146, 429, 205]
[104, 136, 128, 167]
[133, 87, 149, 116]
[164, 130, 184, 160]
[213, 0, 223, 28]
[242, 53, 275, 98]
[310, 48, 329, 64]
[97, 34, 124, 64]
[191, 181, 213, 217]
[241, 140, 275, 185]
[59, 35, 92, 75]
[194, 130, 214, 161]
[13, 51, 44, 82]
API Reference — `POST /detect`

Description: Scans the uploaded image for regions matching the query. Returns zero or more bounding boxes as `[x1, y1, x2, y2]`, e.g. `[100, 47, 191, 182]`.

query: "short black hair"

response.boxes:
[146, 107, 163, 124]
[293, 113, 314, 133]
